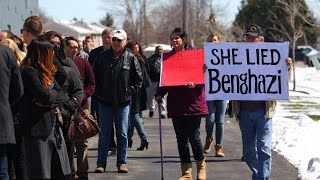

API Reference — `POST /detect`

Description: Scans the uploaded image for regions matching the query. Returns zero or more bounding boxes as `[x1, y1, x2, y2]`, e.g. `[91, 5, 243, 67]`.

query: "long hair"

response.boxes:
[0, 38, 25, 65]
[206, 33, 220, 42]
[127, 41, 145, 61]
[20, 35, 57, 92]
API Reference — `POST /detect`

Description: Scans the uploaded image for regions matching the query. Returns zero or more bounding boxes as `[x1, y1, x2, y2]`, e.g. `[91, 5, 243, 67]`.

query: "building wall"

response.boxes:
[0, 0, 39, 35]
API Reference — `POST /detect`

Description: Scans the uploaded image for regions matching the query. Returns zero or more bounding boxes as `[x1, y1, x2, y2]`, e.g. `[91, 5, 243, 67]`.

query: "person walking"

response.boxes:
[127, 42, 150, 151]
[0, 44, 24, 180]
[146, 45, 166, 119]
[155, 27, 208, 180]
[232, 24, 292, 180]
[64, 36, 95, 180]
[88, 28, 117, 157]
[20, 37, 71, 179]
[43, 31, 85, 180]
[203, 33, 228, 157]
[93, 29, 143, 173]
[0, 38, 28, 180]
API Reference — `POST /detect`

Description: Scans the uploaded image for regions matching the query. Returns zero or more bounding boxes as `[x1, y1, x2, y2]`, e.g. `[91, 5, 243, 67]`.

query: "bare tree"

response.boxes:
[102, 0, 159, 46]
[101, 0, 227, 48]
[270, 0, 318, 91]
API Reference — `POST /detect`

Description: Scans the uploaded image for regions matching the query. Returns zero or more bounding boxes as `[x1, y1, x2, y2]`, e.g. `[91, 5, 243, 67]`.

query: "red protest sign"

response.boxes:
[160, 49, 204, 87]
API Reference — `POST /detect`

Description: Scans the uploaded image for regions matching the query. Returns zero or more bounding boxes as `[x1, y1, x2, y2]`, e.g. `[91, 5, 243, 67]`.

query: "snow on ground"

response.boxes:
[272, 66, 320, 180]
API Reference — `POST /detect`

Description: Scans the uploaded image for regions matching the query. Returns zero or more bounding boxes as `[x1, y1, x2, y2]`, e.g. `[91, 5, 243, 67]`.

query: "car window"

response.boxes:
[304, 48, 311, 53]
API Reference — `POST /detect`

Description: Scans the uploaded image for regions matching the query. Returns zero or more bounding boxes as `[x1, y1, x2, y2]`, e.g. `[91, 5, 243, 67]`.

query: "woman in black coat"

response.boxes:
[20, 37, 71, 180]
[127, 42, 150, 151]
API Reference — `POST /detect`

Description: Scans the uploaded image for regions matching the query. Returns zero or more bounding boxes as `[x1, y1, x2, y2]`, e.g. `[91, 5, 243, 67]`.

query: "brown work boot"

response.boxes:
[178, 163, 192, 180]
[94, 165, 105, 173]
[196, 159, 206, 180]
[118, 164, 128, 173]
[215, 144, 225, 157]
[203, 137, 213, 154]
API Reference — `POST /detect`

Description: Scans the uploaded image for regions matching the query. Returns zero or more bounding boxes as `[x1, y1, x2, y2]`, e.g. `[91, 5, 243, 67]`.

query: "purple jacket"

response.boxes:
[155, 85, 208, 118]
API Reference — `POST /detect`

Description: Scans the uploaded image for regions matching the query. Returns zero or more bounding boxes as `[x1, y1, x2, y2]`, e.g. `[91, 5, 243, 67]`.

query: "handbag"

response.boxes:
[67, 97, 100, 142]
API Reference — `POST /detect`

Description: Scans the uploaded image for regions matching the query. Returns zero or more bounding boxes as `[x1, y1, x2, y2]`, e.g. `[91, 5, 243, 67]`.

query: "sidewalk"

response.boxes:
[87, 112, 298, 180]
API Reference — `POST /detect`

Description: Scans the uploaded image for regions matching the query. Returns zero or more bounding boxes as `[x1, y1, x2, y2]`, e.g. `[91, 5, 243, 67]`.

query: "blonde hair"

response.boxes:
[0, 38, 25, 65]
[206, 33, 220, 42]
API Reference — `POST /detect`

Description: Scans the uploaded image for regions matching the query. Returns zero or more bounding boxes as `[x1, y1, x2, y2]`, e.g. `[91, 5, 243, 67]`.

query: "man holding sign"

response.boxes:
[204, 24, 292, 180]
[230, 24, 292, 180]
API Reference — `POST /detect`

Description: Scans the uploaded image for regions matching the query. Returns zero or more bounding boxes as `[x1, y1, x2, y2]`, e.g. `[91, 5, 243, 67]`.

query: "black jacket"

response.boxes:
[147, 54, 161, 82]
[130, 59, 151, 113]
[88, 46, 106, 67]
[0, 45, 24, 144]
[21, 65, 64, 138]
[93, 48, 143, 107]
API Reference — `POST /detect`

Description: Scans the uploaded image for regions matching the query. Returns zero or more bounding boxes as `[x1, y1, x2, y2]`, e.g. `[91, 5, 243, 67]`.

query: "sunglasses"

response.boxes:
[20, 28, 26, 34]
[112, 38, 122, 42]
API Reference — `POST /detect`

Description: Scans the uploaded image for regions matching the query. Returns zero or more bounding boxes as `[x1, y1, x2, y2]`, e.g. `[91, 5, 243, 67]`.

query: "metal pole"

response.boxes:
[158, 104, 164, 180]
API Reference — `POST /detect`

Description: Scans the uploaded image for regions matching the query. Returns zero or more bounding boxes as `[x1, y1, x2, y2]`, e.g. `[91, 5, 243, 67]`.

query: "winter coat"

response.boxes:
[0, 45, 24, 144]
[131, 58, 151, 113]
[21, 65, 62, 138]
[146, 54, 161, 82]
[73, 56, 95, 109]
[155, 44, 208, 118]
[93, 48, 143, 107]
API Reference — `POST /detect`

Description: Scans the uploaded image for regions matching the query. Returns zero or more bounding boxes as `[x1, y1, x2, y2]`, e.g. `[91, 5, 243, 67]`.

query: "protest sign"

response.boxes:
[160, 49, 204, 87]
[204, 42, 289, 100]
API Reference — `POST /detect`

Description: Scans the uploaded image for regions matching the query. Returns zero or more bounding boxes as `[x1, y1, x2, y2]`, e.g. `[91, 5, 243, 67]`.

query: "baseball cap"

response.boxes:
[243, 24, 263, 37]
[112, 29, 127, 40]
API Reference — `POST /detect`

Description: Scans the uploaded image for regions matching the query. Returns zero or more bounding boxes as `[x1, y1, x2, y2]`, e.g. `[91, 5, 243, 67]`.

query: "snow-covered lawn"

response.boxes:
[273, 66, 320, 180]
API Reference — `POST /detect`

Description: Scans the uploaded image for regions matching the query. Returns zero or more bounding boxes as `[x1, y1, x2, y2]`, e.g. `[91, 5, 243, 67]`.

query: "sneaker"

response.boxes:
[149, 111, 154, 117]
[160, 114, 166, 119]
[94, 166, 105, 173]
[118, 164, 128, 173]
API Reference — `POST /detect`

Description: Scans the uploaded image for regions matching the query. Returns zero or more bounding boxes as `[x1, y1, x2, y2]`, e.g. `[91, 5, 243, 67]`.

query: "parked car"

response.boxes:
[293, 45, 319, 66]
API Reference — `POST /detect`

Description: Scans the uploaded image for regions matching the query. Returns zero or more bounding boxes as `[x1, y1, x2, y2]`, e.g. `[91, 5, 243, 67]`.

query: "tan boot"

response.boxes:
[178, 163, 192, 180]
[215, 144, 225, 157]
[196, 159, 206, 180]
[203, 137, 213, 154]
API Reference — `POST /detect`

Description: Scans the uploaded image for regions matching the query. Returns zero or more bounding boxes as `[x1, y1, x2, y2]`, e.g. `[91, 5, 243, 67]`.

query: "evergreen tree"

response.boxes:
[232, 0, 316, 45]
[100, 13, 114, 28]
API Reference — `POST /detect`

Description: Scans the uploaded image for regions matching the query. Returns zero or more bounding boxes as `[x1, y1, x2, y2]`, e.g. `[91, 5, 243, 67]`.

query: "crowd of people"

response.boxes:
[0, 14, 293, 180]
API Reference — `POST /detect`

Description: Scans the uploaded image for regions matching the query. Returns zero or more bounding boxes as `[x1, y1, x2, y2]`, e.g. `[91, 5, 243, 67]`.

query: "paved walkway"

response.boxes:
[87, 112, 298, 180]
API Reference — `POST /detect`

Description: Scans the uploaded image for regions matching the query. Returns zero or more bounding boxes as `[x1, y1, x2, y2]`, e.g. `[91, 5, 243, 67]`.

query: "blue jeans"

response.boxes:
[97, 103, 130, 168]
[239, 109, 272, 180]
[205, 100, 228, 144]
[172, 116, 204, 163]
[128, 111, 148, 141]
[0, 145, 9, 180]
